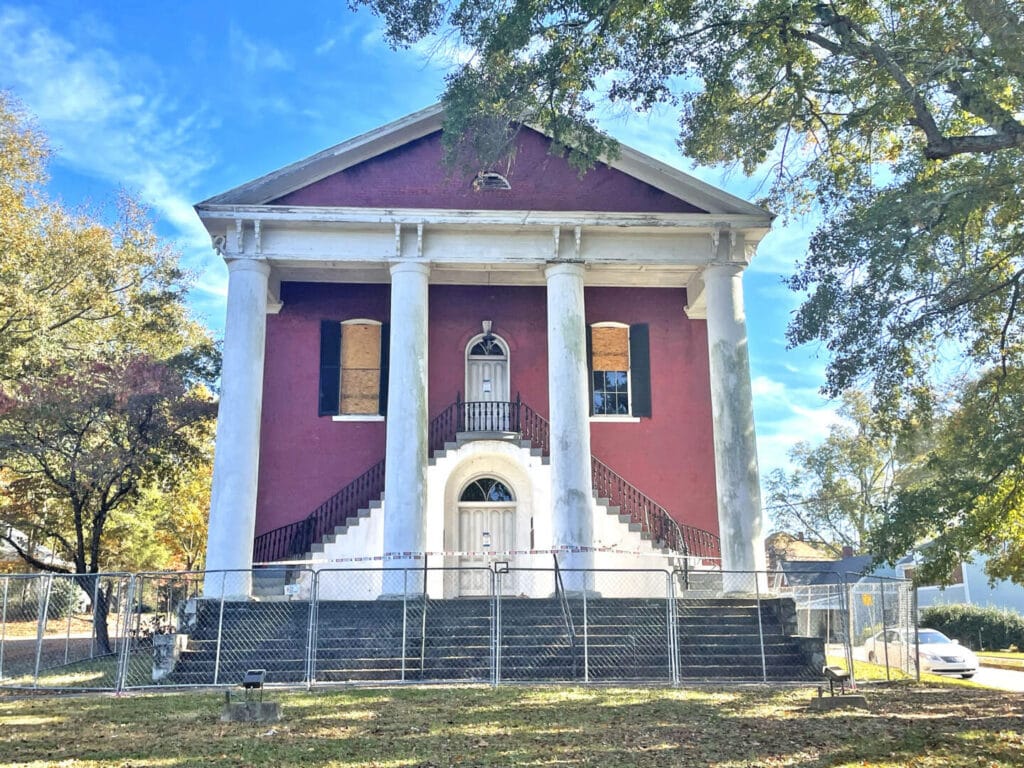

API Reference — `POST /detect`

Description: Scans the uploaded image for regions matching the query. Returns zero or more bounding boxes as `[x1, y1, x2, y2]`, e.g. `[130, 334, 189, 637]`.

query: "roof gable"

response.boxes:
[270, 128, 706, 214]
[200, 104, 770, 218]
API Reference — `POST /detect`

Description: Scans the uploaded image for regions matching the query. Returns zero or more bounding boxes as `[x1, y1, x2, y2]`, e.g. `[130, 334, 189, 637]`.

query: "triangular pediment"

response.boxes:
[199, 104, 768, 218]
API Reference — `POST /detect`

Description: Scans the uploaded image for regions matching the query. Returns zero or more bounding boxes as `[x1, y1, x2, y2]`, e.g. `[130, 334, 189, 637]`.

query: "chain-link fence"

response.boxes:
[1, 565, 917, 691]
[777, 572, 918, 681]
[0, 572, 133, 689]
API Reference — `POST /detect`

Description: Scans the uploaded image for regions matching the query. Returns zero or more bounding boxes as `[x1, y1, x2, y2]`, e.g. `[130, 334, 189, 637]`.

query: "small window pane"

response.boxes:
[460, 478, 514, 502]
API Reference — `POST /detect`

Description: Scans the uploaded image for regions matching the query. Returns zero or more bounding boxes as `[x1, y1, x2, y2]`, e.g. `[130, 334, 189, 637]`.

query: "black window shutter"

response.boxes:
[318, 320, 341, 416]
[378, 322, 390, 416]
[630, 323, 652, 417]
[585, 325, 594, 416]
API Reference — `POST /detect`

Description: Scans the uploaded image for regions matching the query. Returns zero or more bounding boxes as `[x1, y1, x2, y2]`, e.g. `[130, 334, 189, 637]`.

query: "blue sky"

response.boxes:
[0, 1, 841, 490]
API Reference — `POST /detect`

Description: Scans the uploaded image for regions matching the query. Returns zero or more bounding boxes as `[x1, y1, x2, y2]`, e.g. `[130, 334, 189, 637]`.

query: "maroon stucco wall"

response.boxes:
[256, 282, 718, 539]
[585, 287, 719, 535]
[271, 129, 706, 214]
[257, 282, 389, 536]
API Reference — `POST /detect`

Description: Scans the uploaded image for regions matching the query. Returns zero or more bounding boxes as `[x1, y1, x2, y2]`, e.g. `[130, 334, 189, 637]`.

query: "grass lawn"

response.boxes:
[1, 683, 1021, 767]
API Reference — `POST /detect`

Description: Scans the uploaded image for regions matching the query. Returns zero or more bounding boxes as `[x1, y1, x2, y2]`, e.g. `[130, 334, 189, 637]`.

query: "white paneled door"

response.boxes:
[458, 503, 516, 596]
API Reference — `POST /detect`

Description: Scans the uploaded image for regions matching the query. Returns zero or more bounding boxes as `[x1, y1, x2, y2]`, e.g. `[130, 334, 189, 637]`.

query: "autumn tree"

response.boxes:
[352, 0, 1024, 575]
[0, 93, 218, 651]
[764, 391, 928, 555]
[870, 367, 1024, 585]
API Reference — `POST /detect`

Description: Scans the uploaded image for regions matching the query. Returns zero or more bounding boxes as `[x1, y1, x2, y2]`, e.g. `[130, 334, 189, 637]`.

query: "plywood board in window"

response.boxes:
[592, 326, 629, 371]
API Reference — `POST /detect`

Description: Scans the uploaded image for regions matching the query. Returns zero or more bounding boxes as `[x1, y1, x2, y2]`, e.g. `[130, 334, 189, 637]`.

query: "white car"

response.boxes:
[864, 628, 978, 678]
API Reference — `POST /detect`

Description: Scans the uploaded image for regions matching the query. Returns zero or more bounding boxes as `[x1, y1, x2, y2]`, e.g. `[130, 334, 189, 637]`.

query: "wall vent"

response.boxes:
[472, 171, 511, 191]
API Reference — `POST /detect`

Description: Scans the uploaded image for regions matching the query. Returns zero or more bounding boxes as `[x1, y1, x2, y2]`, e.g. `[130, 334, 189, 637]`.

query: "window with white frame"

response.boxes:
[587, 322, 651, 417]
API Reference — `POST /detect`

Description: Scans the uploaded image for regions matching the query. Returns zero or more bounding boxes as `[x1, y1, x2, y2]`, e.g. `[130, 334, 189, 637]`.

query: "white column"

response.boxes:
[544, 263, 594, 592]
[382, 262, 430, 596]
[204, 258, 271, 599]
[703, 262, 767, 589]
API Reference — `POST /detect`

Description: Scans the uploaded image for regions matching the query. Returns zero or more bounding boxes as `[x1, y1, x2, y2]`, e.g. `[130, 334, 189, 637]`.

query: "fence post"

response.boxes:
[495, 568, 503, 686]
[213, 572, 227, 685]
[582, 586, 589, 684]
[401, 569, 408, 682]
[489, 567, 497, 687]
[306, 569, 317, 691]
[115, 575, 136, 692]
[667, 570, 678, 685]
[33, 574, 54, 688]
[879, 579, 891, 680]
[0, 577, 8, 681]
[912, 583, 920, 681]
[754, 571, 767, 683]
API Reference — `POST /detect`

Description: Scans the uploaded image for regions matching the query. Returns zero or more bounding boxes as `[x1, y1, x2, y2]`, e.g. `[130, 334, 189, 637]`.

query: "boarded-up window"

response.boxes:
[341, 321, 381, 415]
[588, 323, 652, 417]
[591, 325, 630, 415]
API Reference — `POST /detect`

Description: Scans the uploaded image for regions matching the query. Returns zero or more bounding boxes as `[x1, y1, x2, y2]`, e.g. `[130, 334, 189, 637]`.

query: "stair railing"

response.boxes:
[254, 394, 718, 562]
[590, 456, 721, 559]
[552, 554, 580, 679]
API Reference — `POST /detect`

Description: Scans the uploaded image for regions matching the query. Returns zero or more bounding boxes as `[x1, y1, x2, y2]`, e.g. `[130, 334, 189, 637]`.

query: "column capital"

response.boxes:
[544, 262, 585, 281]
[225, 257, 272, 277]
[703, 261, 746, 279]
[389, 261, 431, 277]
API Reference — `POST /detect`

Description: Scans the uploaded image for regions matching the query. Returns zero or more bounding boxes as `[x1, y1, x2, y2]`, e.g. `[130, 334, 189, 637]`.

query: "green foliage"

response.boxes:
[871, 367, 1024, 585]
[920, 603, 1024, 651]
[0, 92, 219, 582]
[765, 390, 928, 554]
[352, 0, 1024, 589]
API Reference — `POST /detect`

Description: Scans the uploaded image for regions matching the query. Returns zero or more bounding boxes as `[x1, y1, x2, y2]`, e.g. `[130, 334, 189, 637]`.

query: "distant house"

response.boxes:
[774, 553, 903, 642]
[764, 532, 834, 572]
[895, 552, 1024, 615]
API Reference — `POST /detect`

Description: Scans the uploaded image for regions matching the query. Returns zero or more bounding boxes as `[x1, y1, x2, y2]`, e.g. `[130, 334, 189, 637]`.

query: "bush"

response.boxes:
[920, 603, 1024, 650]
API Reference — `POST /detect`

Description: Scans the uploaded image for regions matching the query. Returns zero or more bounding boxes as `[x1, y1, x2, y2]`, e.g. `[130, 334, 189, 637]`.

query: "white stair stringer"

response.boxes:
[298, 435, 681, 599]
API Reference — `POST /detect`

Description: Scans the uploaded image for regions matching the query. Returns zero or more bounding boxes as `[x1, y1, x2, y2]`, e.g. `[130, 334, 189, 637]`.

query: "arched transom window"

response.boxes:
[459, 477, 515, 502]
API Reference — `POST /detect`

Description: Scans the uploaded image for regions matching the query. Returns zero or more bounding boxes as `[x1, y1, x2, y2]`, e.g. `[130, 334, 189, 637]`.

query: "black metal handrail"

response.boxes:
[590, 456, 721, 559]
[253, 459, 385, 563]
[552, 553, 579, 678]
[254, 393, 718, 562]
[429, 394, 550, 455]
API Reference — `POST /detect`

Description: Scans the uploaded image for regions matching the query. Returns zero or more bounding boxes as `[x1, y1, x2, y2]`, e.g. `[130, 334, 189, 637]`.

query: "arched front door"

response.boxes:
[457, 477, 516, 596]
[465, 333, 510, 430]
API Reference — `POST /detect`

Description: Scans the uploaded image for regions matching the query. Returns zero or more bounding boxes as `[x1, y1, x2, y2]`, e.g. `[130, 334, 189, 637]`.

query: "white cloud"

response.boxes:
[0, 5, 225, 322]
[228, 22, 290, 72]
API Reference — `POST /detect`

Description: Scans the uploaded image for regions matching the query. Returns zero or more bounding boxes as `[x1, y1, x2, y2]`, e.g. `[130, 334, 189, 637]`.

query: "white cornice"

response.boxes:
[195, 203, 772, 235]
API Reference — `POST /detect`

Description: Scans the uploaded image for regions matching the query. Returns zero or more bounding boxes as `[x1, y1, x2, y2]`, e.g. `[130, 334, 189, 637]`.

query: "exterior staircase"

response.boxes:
[252, 396, 720, 573]
[162, 596, 823, 685]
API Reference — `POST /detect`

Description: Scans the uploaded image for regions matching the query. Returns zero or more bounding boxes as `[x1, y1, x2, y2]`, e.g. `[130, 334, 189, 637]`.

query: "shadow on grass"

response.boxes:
[1, 684, 1021, 767]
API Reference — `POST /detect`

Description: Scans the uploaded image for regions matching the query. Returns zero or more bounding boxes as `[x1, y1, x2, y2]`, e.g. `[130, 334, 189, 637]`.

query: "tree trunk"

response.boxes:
[73, 574, 112, 656]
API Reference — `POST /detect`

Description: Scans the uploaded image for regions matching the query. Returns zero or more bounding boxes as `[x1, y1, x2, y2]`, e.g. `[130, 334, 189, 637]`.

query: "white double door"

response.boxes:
[457, 502, 517, 596]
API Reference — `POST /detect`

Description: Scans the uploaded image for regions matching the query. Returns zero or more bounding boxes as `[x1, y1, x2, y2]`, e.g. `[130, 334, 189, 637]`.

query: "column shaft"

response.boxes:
[704, 263, 766, 582]
[545, 264, 594, 586]
[382, 262, 430, 593]
[205, 258, 270, 598]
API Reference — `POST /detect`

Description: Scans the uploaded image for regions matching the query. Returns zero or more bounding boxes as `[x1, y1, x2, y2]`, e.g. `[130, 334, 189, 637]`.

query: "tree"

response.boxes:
[871, 366, 1024, 585]
[764, 390, 926, 555]
[355, 0, 1023, 390]
[353, 0, 1024, 578]
[0, 93, 219, 651]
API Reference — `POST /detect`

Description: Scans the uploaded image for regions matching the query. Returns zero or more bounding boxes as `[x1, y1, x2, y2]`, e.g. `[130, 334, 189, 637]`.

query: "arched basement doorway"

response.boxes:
[457, 476, 516, 595]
